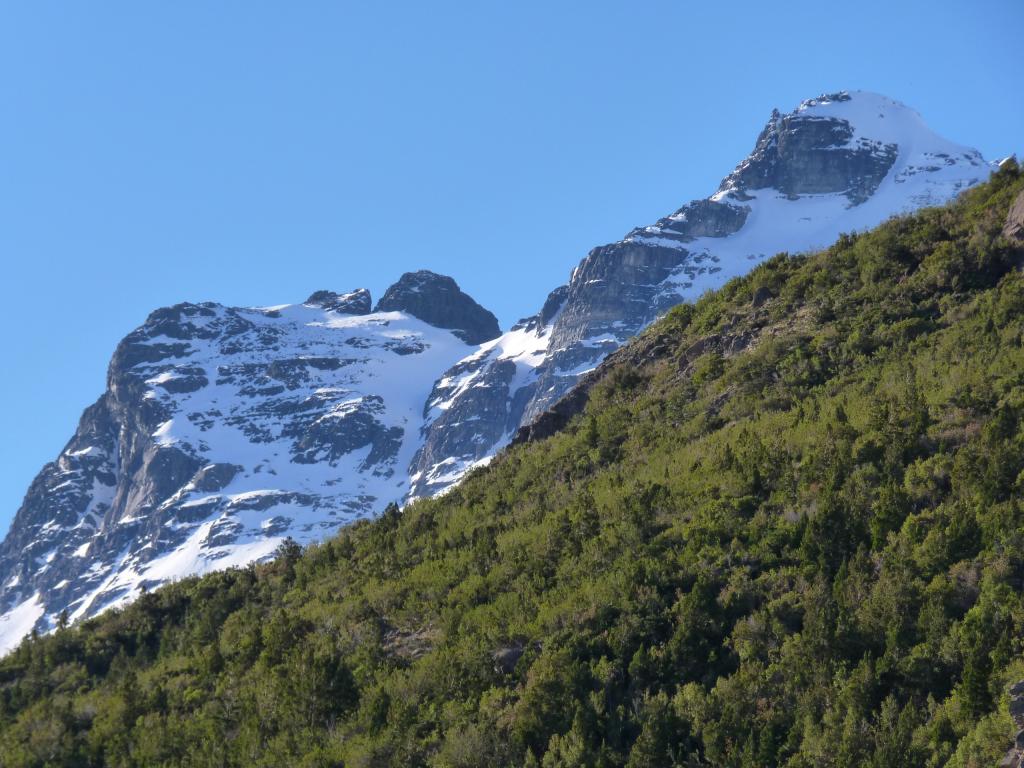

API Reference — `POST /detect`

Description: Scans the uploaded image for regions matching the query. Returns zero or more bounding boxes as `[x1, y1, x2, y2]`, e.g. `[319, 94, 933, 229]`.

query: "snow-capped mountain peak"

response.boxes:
[794, 90, 946, 146]
[407, 90, 993, 498]
[0, 280, 483, 653]
[0, 91, 998, 653]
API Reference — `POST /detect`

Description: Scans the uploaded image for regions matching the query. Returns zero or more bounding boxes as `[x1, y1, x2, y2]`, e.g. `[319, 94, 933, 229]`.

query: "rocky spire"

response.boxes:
[375, 271, 501, 345]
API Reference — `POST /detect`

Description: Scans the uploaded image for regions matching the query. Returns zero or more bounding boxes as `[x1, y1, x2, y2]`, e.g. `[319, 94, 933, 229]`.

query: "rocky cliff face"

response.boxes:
[0, 91, 996, 651]
[0, 277, 478, 651]
[408, 91, 993, 498]
[1004, 183, 1024, 242]
[374, 271, 501, 345]
[304, 288, 372, 315]
[717, 92, 899, 204]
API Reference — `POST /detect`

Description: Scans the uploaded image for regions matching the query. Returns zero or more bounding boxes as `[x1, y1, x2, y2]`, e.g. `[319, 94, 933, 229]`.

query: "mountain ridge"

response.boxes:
[408, 90, 993, 497]
[1, 163, 1021, 765]
[0, 90, 998, 652]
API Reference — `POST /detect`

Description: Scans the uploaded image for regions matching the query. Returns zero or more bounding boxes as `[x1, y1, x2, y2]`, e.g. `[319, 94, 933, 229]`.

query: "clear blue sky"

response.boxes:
[1, 1, 1021, 533]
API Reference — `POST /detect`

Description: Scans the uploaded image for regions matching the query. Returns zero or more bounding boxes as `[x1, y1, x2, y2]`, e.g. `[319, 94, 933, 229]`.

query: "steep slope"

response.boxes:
[409, 91, 993, 497]
[0, 277, 486, 653]
[0, 90, 996, 651]
[0, 165, 1021, 767]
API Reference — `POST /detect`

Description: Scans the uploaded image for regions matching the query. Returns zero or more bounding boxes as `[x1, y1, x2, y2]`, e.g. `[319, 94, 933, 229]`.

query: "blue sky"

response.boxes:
[1, 0, 1022, 533]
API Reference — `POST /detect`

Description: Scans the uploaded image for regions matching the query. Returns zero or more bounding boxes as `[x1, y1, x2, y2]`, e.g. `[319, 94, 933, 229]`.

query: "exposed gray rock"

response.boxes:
[305, 288, 372, 315]
[1001, 680, 1024, 767]
[492, 642, 525, 674]
[409, 356, 520, 497]
[1004, 188, 1024, 241]
[287, 394, 403, 472]
[375, 271, 500, 345]
[627, 198, 750, 246]
[191, 463, 242, 493]
[382, 624, 438, 661]
[408, 91, 993, 500]
[718, 93, 899, 205]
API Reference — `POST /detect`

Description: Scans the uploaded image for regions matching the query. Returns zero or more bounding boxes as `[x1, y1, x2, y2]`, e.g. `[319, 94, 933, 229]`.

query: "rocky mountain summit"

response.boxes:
[374, 271, 501, 345]
[304, 288, 372, 315]
[408, 91, 994, 497]
[0, 91, 996, 651]
[0, 276, 478, 651]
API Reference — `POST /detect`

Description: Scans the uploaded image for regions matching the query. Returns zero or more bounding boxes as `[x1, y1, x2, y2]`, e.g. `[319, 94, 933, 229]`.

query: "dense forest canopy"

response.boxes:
[2, 164, 1023, 767]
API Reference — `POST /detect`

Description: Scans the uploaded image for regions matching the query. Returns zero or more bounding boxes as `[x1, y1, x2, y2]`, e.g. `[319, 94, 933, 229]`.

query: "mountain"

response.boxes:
[1, 164, 1021, 766]
[0, 91, 995, 652]
[409, 91, 993, 497]
[0, 278, 491, 653]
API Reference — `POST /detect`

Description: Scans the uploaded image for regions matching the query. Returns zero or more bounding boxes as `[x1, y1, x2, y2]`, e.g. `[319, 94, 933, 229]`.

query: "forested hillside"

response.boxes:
[2, 164, 1023, 767]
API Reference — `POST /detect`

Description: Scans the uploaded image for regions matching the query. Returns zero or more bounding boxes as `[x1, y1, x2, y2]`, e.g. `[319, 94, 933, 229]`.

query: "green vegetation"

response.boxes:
[2, 165, 1024, 766]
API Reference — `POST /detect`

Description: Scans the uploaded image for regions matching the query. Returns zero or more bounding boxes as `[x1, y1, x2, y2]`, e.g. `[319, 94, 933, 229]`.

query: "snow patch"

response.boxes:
[0, 596, 44, 656]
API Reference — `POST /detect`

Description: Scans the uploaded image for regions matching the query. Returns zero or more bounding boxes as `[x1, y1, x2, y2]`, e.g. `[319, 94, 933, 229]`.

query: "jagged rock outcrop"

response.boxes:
[305, 288, 372, 314]
[0, 281, 487, 651]
[717, 93, 898, 204]
[408, 90, 993, 498]
[1004, 187, 1024, 242]
[375, 271, 500, 345]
